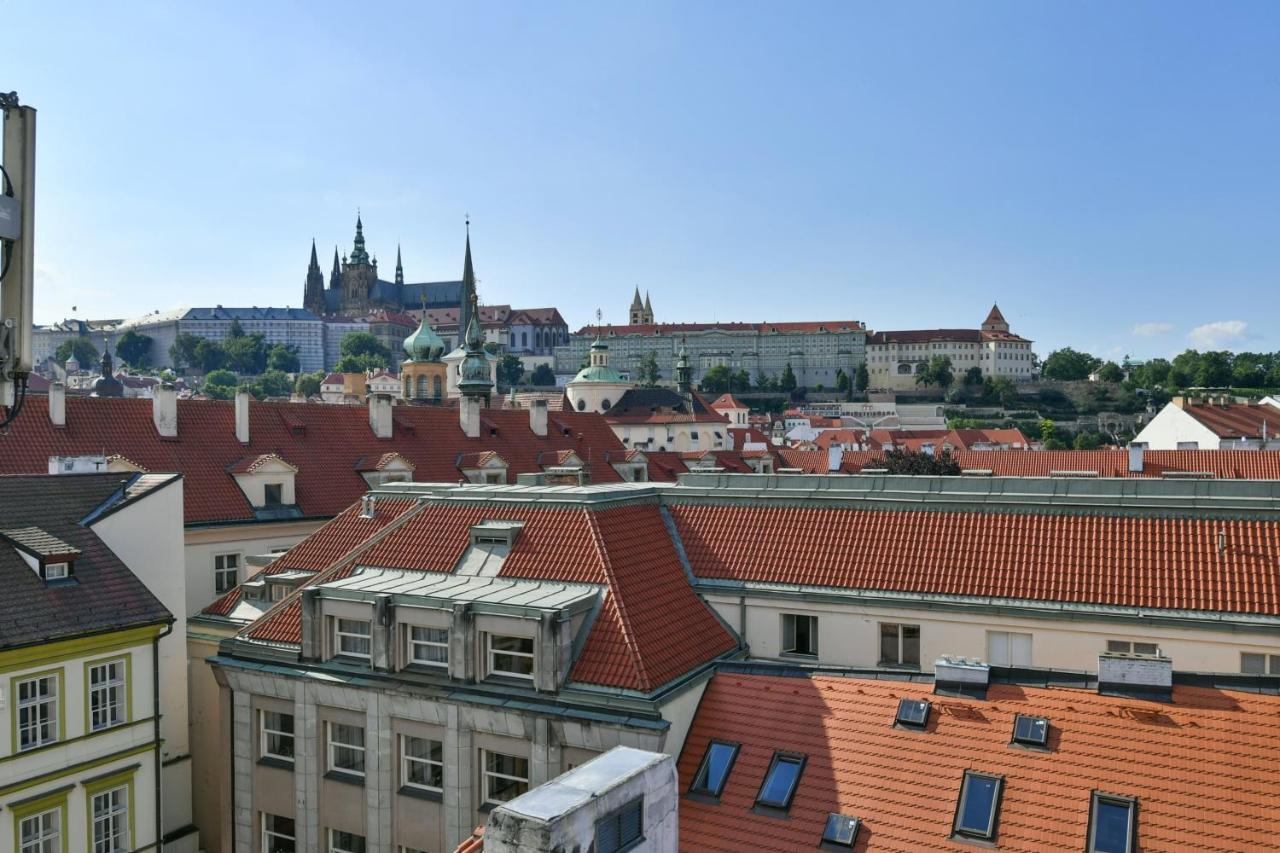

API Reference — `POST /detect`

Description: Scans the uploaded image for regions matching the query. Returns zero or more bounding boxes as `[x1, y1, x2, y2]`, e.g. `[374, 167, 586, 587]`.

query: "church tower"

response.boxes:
[329, 246, 343, 295]
[303, 239, 325, 316]
[458, 221, 477, 343]
[629, 287, 644, 325]
[643, 291, 654, 324]
[395, 244, 404, 287]
[981, 303, 1010, 333]
[341, 213, 378, 315]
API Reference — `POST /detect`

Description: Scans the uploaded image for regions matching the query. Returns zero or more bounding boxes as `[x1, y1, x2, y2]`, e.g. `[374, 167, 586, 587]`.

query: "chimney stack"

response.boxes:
[1127, 442, 1144, 474]
[152, 383, 178, 438]
[460, 394, 482, 439]
[933, 656, 990, 698]
[827, 445, 843, 473]
[234, 389, 251, 444]
[48, 381, 66, 427]
[1098, 651, 1172, 702]
[369, 394, 393, 439]
[529, 398, 548, 437]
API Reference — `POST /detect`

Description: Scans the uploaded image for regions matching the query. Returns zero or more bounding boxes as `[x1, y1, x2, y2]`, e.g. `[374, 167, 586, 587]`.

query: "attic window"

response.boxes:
[894, 698, 930, 729]
[689, 740, 739, 799]
[820, 814, 860, 848]
[264, 483, 283, 507]
[1088, 793, 1137, 853]
[953, 771, 1003, 840]
[44, 562, 71, 581]
[755, 752, 805, 812]
[1011, 714, 1050, 747]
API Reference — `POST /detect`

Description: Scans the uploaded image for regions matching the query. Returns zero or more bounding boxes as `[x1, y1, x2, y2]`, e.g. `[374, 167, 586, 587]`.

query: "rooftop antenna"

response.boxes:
[596, 308, 603, 338]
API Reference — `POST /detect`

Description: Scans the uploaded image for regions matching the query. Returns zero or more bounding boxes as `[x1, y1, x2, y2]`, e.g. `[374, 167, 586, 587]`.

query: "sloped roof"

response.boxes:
[1179, 401, 1280, 440]
[836, 449, 1280, 479]
[573, 321, 865, 336]
[710, 393, 748, 411]
[984, 302, 1008, 325]
[605, 388, 728, 425]
[678, 669, 1280, 851]
[0, 396, 629, 525]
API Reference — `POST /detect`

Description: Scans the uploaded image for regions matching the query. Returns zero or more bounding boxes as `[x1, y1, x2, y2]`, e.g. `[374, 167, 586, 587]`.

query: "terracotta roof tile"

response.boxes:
[1179, 401, 1280, 440]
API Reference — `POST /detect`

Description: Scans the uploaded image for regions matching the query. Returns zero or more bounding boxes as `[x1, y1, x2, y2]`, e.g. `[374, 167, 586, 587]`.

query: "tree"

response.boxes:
[779, 362, 797, 392]
[881, 448, 961, 476]
[731, 369, 752, 394]
[1039, 418, 1056, 445]
[254, 369, 293, 399]
[948, 417, 981, 429]
[193, 338, 226, 373]
[497, 354, 524, 387]
[115, 330, 153, 368]
[1073, 432, 1103, 450]
[1041, 347, 1101, 381]
[700, 365, 733, 394]
[335, 352, 390, 373]
[337, 332, 390, 371]
[964, 366, 984, 386]
[635, 352, 661, 387]
[1195, 351, 1232, 388]
[755, 370, 777, 392]
[294, 372, 324, 398]
[915, 356, 954, 389]
[986, 376, 1019, 407]
[855, 362, 869, 393]
[228, 319, 246, 338]
[55, 337, 98, 367]
[169, 333, 204, 371]
[266, 343, 300, 374]
[835, 369, 850, 395]
[203, 369, 238, 400]
[530, 364, 556, 386]
[1095, 361, 1124, 383]
[223, 331, 267, 374]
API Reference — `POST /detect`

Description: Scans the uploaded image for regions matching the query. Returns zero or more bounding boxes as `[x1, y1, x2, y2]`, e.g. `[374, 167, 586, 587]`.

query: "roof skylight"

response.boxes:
[1012, 714, 1050, 747]
[895, 698, 930, 728]
[953, 771, 1003, 840]
[689, 740, 739, 799]
[1088, 793, 1137, 853]
[755, 752, 805, 811]
[821, 813, 860, 848]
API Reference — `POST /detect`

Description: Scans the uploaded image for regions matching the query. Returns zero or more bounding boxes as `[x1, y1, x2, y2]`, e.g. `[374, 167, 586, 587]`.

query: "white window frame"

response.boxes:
[1241, 652, 1280, 675]
[89, 659, 127, 731]
[407, 625, 449, 668]
[44, 562, 69, 580]
[91, 784, 130, 851]
[1107, 639, 1159, 656]
[486, 634, 535, 680]
[18, 807, 61, 853]
[16, 673, 59, 750]
[333, 618, 372, 660]
[260, 709, 295, 763]
[214, 552, 240, 594]
[481, 749, 530, 806]
[781, 613, 818, 657]
[326, 722, 366, 777]
[328, 828, 365, 853]
[261, 812, 295, 852]
[879, 622, 921, 667]
[400, 734, 444, 793]
[986, 631, 1032, 667]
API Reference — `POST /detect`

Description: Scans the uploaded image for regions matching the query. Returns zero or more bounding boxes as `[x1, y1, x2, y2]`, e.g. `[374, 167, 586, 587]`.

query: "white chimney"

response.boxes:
[529, 398, 548, 437]
[1127, 442, 1145, 474]
[234, 390, 251, 444]
[1098, 652, 1172, 701]
[152, 384, 178, 438]
[827, 445, 843, 473]
[460, 395, 482, 439]
[48, 381, 66, 427]
[369, 394, 393, 439]
[934, 656, 990, 696]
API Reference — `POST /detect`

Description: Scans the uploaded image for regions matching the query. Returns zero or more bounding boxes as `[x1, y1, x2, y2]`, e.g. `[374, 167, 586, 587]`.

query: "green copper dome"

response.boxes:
[403, 314, 445, 362]
[572, 335, 626, 383]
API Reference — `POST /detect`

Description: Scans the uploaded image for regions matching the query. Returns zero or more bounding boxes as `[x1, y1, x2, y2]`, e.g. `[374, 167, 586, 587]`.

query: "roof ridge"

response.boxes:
[582, 507, 650, 690]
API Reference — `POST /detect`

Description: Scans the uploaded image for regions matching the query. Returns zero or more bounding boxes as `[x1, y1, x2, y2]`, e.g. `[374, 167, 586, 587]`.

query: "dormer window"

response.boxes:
[43, 562, 70, 581]
[263, 483, 283, 507]
[1, 527, 81, 584]
[228, 454, 299, 514]
[333, 618, 372, 661]
[487, 634, 534, 680]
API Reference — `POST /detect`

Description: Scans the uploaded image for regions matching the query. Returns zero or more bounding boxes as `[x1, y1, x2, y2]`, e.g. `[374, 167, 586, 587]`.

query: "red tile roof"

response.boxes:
[678, 670, 1280, 851]
[841, 449, 1280, 479]
[1178, 400, 1280, 440]
[670, 503, 1280, 614]
[573, 321, 865, 336]
[710, 394, 748, 411]
[0, 396, 628, 525]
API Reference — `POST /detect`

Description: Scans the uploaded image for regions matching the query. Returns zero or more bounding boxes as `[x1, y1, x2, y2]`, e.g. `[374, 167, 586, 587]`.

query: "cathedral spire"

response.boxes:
[308, 238, 320, 272]
[350, 211, 369, 264]
[395, 243, 404, 286]
[459, 217, 476, 340]
[304, 239, 326, 316]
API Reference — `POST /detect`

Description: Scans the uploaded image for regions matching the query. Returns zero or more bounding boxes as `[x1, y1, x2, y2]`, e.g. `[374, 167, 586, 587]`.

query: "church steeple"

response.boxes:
[330, 246, 342, 289]
[458, 291, 492, 403]
[629, 287, 644, 325]
[395, 244, 404, 286]
[304, 239, 325, 316]
[350, 212, 370, 265]
[458, 218, 476, 341]
[643, 291, 654, 324]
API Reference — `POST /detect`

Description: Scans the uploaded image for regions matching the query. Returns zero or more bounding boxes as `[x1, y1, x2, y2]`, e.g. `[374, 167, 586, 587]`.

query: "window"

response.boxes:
[1241, 652, 1280, 674]
[328, 829, 366, 853]
[1107, 640, 1158, 656]
[1088, 793, 1136, 853]
[689, 740, 739, 798]
[782, 614, 818, 657]
[400, 735, 443, 792]
[326, 722, 365, 777]
[16, 673, 59, 750]
[1011, 713, 1050, 747]
[18, 807, 61, 853]
[408, 626, 449, 667]
[260, 710, 295, 762]
[270, 584, 288, 602]
[482, 750, 529, 805]
[596, 796, 643, 853]
[44, 562, 69, 580]
[986, 631, 1032, 666]
[954, 771, 1003, 840]
[91, 785, 129, 852]
[214, 552, 240, 594]
[262, 813, 295, 853]
[487, 635, 534, 679]
[334, 618, 372, 660]
[88, 659, 126, 731]
[264, 483, 283, 506]
[894, 698, 930, 729]
[879, 623, 920, 667]
[821, 813, 860, 848]
[755, 752, 805, 810]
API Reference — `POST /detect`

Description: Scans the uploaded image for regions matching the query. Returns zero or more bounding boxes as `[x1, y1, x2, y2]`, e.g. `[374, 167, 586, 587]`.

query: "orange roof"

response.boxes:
[710, 393, 749, 411]
[1178, 401, 1280, 440]
[678, 669, 1280, 851]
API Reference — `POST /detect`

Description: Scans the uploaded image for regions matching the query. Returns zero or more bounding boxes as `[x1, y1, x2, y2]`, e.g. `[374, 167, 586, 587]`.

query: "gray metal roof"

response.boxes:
[321, 567, 599, 611]
[183, 307, 319, 321]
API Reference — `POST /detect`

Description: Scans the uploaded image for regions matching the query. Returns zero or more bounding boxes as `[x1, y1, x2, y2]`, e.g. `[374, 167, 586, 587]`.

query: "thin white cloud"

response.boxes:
[1188, 320, 1247, 349]
[1132, 322, 1174, 337]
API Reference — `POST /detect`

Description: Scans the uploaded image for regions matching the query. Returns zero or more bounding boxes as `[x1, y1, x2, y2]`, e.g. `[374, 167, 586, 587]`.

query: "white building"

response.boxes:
[1133, 396, 1280, 450]
[864, 304, 1036, 390]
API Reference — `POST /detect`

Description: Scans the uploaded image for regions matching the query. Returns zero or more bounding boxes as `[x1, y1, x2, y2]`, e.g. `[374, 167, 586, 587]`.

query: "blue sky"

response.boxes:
[8, 1, 1280, 359]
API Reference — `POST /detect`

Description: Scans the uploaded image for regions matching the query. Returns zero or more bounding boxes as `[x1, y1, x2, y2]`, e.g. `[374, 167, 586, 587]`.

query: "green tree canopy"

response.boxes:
[252, 369, 293, 399]
[1039, 418, 1056, 444]
[881, 448, 961, 476]
[855, 362, 869, 392]
[529, 364, 556, 386]
[294, 372, 324, 398]
[222, 331, 267, 374]
[699, 365, 733, 394]
[266, 343, 300, 374]
[169, 333, 204, 371]
[915, 356, 954, 389]
[635, 352, 662, 387]
[193, 338, 226, 373]
[203, 369, 238, 400]
[497, 354, 525, 387]
[1095, 361, 1124, 383]
[337, 332, 390, 371]
[963, 366, 984, 386]
[55, 337, 99, 367]
[115, 330, 153, 368]
[779, 362, 797, 392]
[1073, 431, 1103, 450]
[1195, 351, 1232, 387]
[1041, 347, 1101, 381]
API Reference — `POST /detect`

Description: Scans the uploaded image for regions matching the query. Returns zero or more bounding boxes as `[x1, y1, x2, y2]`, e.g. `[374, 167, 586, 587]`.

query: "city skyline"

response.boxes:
[9, 1, 1280, 360]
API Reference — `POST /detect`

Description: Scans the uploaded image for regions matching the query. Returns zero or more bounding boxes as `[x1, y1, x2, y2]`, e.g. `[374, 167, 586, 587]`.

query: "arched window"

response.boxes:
[577, 398, 586, 411]
[522, 332, 528, 348]
[432, 375, 442, 401]
[416, 376, 428, 398]
[403, 377, 410, 397]
[897, 363, 912, 375]
[601, 398, 612, 411]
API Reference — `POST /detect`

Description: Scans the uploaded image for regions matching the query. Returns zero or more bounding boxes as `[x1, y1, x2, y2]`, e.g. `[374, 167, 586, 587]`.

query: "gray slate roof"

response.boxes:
[0, 474, 173, 649]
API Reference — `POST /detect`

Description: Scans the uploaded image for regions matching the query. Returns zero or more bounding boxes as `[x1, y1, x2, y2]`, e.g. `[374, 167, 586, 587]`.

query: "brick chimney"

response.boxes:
[529, 398, 548, 437]
[369, 394, 393, 439]
[48, 381, 66, 427]
[152, 383, 178, 438]
[460, 395, 482, 439]
[235, 389, 251, 444]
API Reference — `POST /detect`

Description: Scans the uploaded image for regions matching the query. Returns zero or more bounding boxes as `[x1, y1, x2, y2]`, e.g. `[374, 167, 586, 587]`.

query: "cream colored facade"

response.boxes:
[183, 520, 323, 616]
[866, 335, 1036, 390]
[611, 421, 729, 452]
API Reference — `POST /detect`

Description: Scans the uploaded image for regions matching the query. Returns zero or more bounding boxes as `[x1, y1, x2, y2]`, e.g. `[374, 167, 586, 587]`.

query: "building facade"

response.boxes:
[864, 304, 1036, 390]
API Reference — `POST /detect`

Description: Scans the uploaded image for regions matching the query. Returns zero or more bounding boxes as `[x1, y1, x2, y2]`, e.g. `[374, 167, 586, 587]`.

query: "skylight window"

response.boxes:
[1088, 793, 1136, 853]
[1012, 714, 1050, 747]
[821, 813, 860, 848]
[953, 771, 1003, 840]
[755, 752, 805, 811]
[689, 740, 739, 799]
[894, 698, 930, 728]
